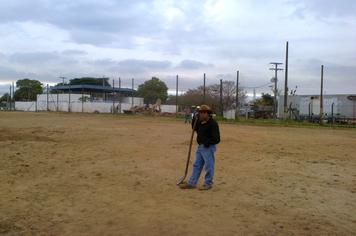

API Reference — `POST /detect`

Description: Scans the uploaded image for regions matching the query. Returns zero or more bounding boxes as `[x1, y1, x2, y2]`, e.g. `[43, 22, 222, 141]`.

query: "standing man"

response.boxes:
[179, 105, 220, 190]
[184, 106, 192, 124]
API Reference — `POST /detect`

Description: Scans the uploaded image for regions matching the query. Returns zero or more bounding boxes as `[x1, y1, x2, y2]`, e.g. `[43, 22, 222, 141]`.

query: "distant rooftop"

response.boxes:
[51, 84, 135, 94]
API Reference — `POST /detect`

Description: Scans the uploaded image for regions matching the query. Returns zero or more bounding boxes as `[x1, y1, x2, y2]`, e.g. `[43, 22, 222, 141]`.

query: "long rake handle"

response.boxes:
[182, 116, 199, 179]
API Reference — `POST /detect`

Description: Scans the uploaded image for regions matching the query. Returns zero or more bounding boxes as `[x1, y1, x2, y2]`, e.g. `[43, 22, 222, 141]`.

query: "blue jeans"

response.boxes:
[188, 144, 216, 186]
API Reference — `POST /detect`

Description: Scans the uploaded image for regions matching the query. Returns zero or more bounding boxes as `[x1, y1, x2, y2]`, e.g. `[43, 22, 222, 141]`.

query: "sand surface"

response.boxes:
[1, 112, 355, 235]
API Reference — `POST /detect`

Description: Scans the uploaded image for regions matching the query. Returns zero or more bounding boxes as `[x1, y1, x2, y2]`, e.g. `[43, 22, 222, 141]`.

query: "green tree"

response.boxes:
[172, 81, 246, 114]
[14, 79, 43, 101]
[137, 77, 168, 104]
[0, 93, 10, 102]
[254, 93, 274, 106]
[55, 77, 111, 87]
[252, 93, 274, 119]
[207, 81, 246, 111]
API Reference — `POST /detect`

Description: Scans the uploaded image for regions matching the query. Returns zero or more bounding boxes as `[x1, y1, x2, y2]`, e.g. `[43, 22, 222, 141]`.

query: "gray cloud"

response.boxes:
[289, 0, 356, 19]
[176, 60, 213, 70]
[284, 58, 356, 94]
[62, 49, 88, 56]
[216, 40, 283, 60]
[296, 58, 356, 77]
[87, 58, 117, 66]
[0, 84, 11, 96]
[116, 59, 172, 73]
[0, 1, 162, 46]
[0, 65, 37, 79]
[89, 58, 172, 69]
[159, 74, 208, 92]
[0, 0, 215, 49]
[9, 52, 61, 64]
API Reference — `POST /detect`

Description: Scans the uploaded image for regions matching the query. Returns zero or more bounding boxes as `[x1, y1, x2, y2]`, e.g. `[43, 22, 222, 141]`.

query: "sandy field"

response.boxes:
[0, 112, 355, 235]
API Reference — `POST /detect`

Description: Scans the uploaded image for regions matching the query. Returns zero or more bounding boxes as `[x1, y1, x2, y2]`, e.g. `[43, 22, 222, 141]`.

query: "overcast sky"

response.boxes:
[0, 0, 355, 96]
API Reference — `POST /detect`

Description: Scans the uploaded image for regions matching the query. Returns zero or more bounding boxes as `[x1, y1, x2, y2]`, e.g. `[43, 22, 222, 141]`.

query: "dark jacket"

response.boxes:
[192, 116, 220, 147]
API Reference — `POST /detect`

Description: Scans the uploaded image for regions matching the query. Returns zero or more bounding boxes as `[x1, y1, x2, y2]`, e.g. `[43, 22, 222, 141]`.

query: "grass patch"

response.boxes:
[222, 118, 356, 129]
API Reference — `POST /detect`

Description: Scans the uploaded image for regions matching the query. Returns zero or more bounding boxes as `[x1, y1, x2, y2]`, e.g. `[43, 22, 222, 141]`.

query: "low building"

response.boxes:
[278, 94, 356, 120]
[50, 84, 135, 101]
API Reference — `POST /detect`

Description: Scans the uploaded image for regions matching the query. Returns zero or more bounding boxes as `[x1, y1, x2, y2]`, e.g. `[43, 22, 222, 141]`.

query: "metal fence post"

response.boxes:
[46, 84, 49, 111]
[331, 102, 334, 124]
[68, 84, 71, 112]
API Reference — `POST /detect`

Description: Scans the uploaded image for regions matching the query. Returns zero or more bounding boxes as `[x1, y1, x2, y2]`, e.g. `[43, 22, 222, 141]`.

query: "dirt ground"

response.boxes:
[0, 112, 355, 236]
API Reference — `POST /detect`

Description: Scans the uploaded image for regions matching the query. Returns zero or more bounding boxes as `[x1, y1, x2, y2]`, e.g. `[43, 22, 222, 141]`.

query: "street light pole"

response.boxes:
[220, 79, 223, 117]
[283, 41, 289, 119]
[176, 75, 179, 116]
[320, 65, 324, 124]
[235, 70, 239, 120]
[203, 73, 206, 104]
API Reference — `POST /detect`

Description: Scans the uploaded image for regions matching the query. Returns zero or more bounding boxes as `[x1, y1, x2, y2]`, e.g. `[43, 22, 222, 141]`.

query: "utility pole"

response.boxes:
[12, 82, 15, 110]
[102, 76, 105, 101]
[119, 77, 121, 113]
[58, 76, 66, 111]
[68, 83, 71, 112]
[220, 79, 223, 117]
[131, 78, 134, 108]
[320, 65, 324, 124]
[203, 73, 206, 104]
[235, 70, 239, 120]
[269, 62, 283, 119]
[59, 76, 66, 85]
[46, 84, 49, 111]
[56, 89, 59, 112]
[81, 87, 84, 113]
[7, 86, 10, 110]
[112, 79, 115, 114]
[176, 75, 179, 116]
[284, 41, 289, 119]
[9, 85, 12, 110]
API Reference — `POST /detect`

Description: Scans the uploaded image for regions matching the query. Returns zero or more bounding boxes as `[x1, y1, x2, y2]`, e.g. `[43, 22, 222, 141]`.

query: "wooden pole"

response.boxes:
[284, 41, 289, 119]
[220, 79, 223, 116]
[235, 70, 239, 120]
[320, 65, 324, 124]
[81, 87, 84, 113]
[203, 73, 206, 104]
[119, 77, 121, 113]
[68, 84, 71, 112]
[12, 82, 15, 110]
[56, 90, 59, 112]
[112, 79, 115, 114]
[46, 84, 49, 111]
[9, 85, 12, 110]
[131, 78, 134, 108]
[176, 75, 178, 116]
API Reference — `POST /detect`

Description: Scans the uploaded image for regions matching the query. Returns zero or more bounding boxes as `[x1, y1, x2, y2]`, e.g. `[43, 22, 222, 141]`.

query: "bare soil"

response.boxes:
[1, 112, 355, 235]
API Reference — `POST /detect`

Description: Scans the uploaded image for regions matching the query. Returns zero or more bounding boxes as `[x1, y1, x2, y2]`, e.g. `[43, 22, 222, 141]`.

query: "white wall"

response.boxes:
[161, 105, 177, 113]
[37, 94, 86, 103]
[278, 94, 355, 118]
[16, 94, 175, 114]
[16, 101, 134, 113]
[223, 109, 236, 119]
[15, 102, 37, 111]
[121, 97, 144, 106]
